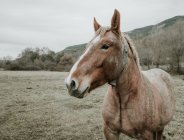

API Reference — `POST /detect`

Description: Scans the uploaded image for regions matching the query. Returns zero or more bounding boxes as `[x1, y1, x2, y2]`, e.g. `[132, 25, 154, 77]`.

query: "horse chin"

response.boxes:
[69, 87, 89, 99]
[83, 90, 90, 98]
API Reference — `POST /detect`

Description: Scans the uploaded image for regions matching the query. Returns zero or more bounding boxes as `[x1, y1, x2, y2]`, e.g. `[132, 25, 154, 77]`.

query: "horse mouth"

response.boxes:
[77, 87, 89, 99]
[68, 87, 89, 99]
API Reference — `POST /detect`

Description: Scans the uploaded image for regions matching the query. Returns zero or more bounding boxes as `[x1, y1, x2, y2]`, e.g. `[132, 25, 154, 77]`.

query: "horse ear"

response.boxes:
[111, 9, 121, 34]
[94, 17, 101, 32]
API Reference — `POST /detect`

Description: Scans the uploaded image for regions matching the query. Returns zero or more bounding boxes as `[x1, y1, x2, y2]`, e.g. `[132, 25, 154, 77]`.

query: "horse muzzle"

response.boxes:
[66, 86, 89, 99]
[65, 78, 90, 99]
[65, 75, 90, 98]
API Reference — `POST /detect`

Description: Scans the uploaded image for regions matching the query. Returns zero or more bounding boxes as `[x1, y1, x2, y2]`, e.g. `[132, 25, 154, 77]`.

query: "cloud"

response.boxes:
[0, 0, 183, 58]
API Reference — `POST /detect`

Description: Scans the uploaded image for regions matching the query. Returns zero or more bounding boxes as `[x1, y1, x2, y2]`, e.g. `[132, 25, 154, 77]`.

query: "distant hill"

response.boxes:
[4, 16, 182, 72]
[128, 16, 184, 39]
[57, 43, 86, 59]
[59, 16, 184, 57]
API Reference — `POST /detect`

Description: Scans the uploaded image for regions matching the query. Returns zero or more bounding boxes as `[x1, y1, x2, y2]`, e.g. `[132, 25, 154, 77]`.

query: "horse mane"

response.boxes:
[123, 33, 141, 70]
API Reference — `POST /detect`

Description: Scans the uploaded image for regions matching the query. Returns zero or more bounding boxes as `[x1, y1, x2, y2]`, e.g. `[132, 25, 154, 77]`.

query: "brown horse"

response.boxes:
[65, 9, 175, 140]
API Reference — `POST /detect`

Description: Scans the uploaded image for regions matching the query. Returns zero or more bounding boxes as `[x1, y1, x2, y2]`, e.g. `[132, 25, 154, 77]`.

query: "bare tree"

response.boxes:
[150, 28, 166, 68]
[134, 20, 184, 73]
[58, 53, 75, 71]
[166, 21, 184, 73]
[137, 37, 154, 69]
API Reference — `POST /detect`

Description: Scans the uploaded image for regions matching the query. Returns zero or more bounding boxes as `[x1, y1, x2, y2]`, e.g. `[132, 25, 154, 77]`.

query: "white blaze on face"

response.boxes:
[65, 35, 101, 88]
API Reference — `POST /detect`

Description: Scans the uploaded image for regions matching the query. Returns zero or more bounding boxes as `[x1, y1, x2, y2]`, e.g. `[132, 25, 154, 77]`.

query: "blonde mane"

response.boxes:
[123, 33, 141, 70]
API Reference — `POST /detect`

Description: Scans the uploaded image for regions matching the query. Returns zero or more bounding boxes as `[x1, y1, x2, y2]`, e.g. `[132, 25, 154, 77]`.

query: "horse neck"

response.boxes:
[115, 52, 142, 103]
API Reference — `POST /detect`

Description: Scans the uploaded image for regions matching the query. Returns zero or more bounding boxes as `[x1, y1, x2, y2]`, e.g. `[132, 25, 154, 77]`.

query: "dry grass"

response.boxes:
[0, 71, 183, 140]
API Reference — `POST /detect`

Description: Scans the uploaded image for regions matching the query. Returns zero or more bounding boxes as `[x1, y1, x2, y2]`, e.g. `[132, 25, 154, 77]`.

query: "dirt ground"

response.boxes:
[0, 71, 183, 140]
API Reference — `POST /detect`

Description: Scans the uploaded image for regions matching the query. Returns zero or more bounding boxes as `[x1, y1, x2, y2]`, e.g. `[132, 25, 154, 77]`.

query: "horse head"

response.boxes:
[65, 9, 128, 98]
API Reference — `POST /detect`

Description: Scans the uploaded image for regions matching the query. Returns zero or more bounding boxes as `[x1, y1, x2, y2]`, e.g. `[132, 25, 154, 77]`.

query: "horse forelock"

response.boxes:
[87, 27, 111, 49]
[97, 26, 111, 37]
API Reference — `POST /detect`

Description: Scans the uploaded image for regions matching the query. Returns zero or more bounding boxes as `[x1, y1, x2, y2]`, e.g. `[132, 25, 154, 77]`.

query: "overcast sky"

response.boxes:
[0, 0, 183, 58]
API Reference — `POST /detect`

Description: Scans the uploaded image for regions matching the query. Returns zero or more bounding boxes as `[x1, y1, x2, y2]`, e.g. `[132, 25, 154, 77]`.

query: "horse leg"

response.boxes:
[103, 126, 119, 140]
[139, 130, 154, 140]
[153, 129, 164, 140]
[156, 129, 164, 140]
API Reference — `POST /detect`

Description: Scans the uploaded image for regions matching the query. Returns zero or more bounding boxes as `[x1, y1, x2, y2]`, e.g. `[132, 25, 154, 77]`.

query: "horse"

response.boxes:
[65, 9, 175, 140]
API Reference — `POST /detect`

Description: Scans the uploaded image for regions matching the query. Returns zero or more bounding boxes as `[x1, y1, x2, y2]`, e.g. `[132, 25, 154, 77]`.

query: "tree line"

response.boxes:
[0, 21, 183, 74]
[134, 20, 184, 74]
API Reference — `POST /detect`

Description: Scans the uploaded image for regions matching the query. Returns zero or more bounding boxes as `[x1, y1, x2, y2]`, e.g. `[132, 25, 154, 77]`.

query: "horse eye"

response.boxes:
[101, 44, 110, 50]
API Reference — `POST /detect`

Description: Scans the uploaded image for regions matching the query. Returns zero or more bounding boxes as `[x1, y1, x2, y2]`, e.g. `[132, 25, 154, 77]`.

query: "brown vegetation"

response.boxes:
[134, 20, 184, 74]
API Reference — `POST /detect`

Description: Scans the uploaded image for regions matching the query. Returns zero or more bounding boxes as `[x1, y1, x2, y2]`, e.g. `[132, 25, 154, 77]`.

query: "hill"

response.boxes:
[59, 16, 184, 56]
[128, 16, 184, 39]
[56, 43, 86, 59]
[1, 16, 183, 73]
[56, 16, 184, 72]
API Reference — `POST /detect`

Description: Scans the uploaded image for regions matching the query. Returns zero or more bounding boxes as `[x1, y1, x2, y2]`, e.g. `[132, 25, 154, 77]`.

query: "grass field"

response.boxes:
[0, 71, 183, 140]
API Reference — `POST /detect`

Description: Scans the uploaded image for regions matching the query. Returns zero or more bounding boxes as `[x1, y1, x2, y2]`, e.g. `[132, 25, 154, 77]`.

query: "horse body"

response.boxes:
[102, 66, 175, 139]
[65, 9, 175, 140]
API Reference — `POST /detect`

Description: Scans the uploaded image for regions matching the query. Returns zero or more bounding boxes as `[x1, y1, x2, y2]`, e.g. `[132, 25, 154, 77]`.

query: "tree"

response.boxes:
[137, 37, 154, 69]
[166, 21, 184, 73]
[149, 28, 166, 68]
[58, 53, 75, 71]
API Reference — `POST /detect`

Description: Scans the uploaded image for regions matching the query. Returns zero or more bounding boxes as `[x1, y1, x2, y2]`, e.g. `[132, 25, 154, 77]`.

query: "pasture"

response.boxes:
[0, 71, 183, 140]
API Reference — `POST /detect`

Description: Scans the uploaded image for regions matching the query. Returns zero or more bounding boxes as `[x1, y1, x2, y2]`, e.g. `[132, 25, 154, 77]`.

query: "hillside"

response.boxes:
[1, 15, 183, 72]
[57, 43, 86, 59]
[128, 16, 184, 39]
[56, 15, 184, 72]
[59, 16, 184, 56]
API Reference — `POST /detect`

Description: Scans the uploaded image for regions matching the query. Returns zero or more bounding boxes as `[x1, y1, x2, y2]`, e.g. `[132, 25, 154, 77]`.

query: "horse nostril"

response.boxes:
[70, 80, 76, 90]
